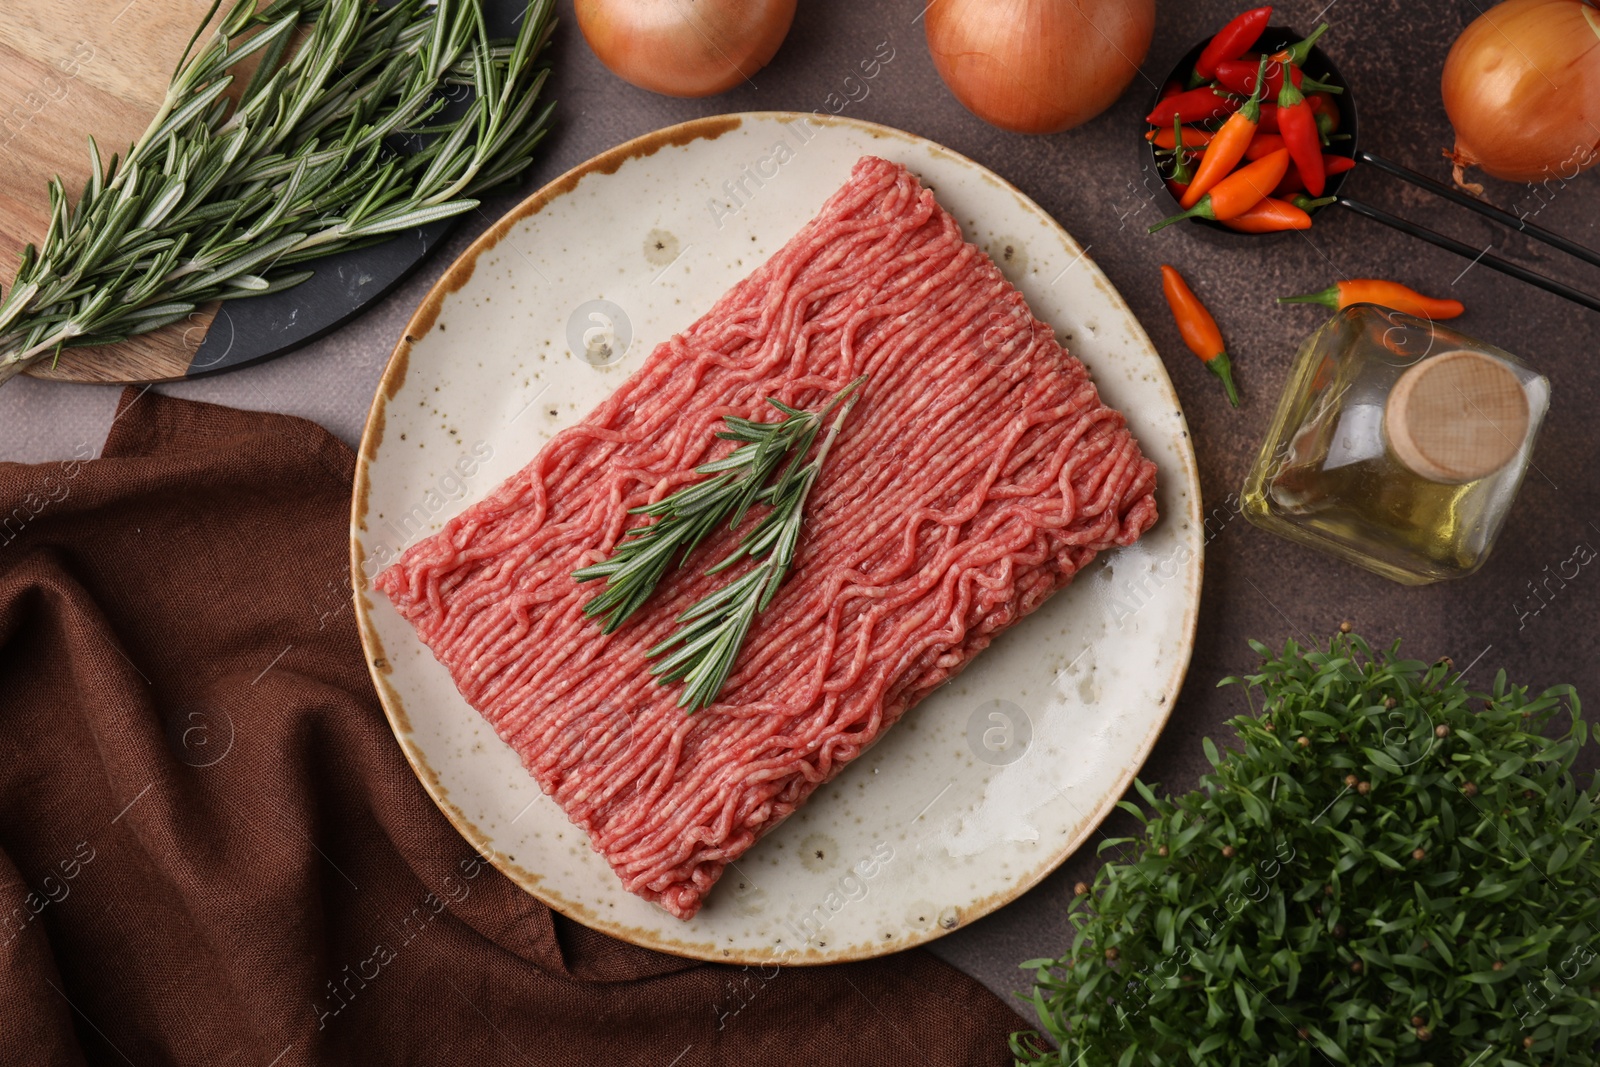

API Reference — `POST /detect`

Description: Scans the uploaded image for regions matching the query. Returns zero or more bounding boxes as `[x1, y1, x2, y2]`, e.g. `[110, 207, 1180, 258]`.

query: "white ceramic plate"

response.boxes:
[351, 113, 1202, 964]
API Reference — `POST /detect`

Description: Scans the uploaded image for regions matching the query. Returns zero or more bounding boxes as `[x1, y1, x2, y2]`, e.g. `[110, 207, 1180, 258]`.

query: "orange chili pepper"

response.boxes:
[1222, 194, 1333, 232]
[1181, 56, 1271, 209]
[1160, 265, 1240, 406]
[1278, 279, 1466, 320]
[1146, 125, 1217, 150]
[1243, 132, 1286, 160]
[1290, 194, 1337, 215]
[1148, 149, 1291, 232]
[1220, 196, 1315, 233]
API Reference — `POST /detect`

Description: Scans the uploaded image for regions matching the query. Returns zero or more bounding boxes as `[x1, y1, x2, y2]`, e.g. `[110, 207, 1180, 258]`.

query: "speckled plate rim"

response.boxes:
[350, 112, 1203, 964]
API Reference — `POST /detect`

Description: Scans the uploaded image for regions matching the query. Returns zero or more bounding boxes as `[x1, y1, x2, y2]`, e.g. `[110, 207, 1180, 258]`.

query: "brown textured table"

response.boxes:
[1, 0, 1596, 1019]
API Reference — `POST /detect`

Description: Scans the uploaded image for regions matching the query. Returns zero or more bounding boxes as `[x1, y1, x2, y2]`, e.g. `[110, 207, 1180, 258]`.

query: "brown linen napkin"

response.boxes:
[0, 386, 1022, 1065]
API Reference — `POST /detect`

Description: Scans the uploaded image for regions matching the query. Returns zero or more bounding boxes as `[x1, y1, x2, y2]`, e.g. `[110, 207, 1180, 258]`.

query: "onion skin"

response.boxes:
[1442, 0, 1600, 186]
[925, 0, 1156, 134]
[575, 0, 797, 99]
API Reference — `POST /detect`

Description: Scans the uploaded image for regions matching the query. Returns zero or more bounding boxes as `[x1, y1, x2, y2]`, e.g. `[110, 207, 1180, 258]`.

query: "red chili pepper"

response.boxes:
[1147, 86, 1242, 126]
[1256, 102, 1280, 133]
[1308, 92, 1340, 139]
[1181, 57, 1270, 209]
[1272, 153, 1353, 195]
[1191, 6, 1273, 86]
[1161, 265, 1241, 406]
[1215, 56, 1343, 98]
[1276, 72, 1325, 197]
[1148, 149, 1292, 231]
[1244, 132, 1286, 160]
[1279, 279, 1465, 320]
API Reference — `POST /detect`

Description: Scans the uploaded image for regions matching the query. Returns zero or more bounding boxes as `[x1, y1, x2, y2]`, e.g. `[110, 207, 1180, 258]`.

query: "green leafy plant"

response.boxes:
[1013, 634, 1600, 1066]
[0, 0, 555, 382]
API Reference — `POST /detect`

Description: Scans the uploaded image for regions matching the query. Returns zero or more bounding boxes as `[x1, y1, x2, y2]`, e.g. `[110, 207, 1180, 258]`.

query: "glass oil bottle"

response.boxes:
[1241, 305, 1549, 585]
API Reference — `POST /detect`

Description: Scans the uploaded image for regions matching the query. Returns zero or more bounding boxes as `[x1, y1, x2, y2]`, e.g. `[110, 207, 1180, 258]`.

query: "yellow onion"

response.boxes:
[575, 0, 797, 98]
[1442, 0, 1600, 188]
[925, 0, 1156, 134]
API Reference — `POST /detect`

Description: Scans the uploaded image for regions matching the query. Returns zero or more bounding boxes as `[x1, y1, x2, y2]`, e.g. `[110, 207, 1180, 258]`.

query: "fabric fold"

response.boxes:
[0, 386, 1019, 1065]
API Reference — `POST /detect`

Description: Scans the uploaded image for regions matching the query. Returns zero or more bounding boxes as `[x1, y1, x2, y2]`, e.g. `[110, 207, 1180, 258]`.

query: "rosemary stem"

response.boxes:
[0, 0, 557, 383]
[0, 324, 80, 382]
[646, 378, 866, 712]
[110, 90, 181, 197]
[806, 390, 858, 481]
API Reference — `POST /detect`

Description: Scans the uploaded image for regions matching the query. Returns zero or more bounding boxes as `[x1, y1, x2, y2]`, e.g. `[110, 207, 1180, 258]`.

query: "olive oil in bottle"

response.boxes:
[1242, 306, 1548, 585]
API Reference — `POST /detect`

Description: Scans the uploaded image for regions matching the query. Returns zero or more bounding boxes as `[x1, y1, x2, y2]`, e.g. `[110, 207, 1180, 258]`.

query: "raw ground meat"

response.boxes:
[376, 156, 1158, 920]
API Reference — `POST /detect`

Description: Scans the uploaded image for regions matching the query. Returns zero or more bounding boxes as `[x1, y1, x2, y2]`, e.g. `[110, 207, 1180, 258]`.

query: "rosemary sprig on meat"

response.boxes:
[572, 377, 863, 635]
[0, 0, 556, 383]
[647, 383, 861, 712]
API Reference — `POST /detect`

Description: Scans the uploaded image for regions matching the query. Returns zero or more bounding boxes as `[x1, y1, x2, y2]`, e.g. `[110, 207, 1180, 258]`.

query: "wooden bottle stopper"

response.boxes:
[1384, 350, 1529, 484]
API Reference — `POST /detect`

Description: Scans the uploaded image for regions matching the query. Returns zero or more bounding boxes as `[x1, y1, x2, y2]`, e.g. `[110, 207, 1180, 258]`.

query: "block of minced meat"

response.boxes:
[375, 156, 1159, 920]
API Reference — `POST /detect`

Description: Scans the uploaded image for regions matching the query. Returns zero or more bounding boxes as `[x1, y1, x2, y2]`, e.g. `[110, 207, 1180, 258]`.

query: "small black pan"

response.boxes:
[1146, 26, 1600, 314]
[1145, 27, 1358, 235]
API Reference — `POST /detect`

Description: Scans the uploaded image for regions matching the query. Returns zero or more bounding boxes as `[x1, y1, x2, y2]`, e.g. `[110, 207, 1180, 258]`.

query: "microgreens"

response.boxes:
[1013, 633, 1600, 1066]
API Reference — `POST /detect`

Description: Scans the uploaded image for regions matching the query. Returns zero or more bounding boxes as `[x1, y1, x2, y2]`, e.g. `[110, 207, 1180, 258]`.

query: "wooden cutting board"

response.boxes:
[0, 0, 234, 381]
[0, 0, 463, 384]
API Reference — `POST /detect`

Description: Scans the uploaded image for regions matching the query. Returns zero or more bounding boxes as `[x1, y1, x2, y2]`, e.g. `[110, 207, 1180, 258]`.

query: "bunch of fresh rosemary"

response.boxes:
[0, 0, 555, 382]
[574, 379, 863, 712]
[1013, 634, 1600, 1066]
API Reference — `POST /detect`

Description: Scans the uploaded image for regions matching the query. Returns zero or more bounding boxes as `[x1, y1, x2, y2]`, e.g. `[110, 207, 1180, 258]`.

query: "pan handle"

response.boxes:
[1357, 150, 1600, 272]
[1336, 196, 1600, 315]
